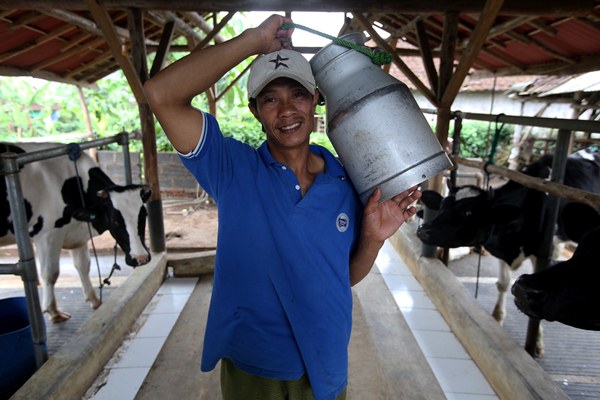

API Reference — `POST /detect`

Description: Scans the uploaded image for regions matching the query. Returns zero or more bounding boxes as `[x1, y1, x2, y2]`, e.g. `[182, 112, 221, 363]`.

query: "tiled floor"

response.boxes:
[83, 240, 500, 399]
[85, 275, 199, 400]
[376, 240, 499, 400]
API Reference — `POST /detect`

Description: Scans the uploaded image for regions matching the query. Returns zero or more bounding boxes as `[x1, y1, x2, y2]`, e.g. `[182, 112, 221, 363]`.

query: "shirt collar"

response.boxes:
[258, 142, 347, 180]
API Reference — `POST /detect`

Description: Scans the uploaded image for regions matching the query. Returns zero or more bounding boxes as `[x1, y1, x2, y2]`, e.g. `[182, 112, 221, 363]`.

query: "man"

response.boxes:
[144, 14, 421, 400]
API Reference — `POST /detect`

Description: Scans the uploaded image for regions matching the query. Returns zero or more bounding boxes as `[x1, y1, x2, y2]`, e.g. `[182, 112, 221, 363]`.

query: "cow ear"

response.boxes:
[96, 190, 109, 199]
[489, 204, 520, 224]
[420, 190, 443, 210]
[140, 187, 152, 203]
[72, 208, 96, 222]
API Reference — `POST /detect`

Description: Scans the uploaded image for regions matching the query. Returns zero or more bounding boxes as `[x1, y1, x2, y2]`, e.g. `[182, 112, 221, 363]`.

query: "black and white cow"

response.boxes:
[416, 148, 600, 355]
[512, 202, 600, 331]
[1, 142, 151, 323]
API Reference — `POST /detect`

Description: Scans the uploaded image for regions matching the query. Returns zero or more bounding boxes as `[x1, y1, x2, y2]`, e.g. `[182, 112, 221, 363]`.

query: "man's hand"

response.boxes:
[362, 186, 422, 243]
[252, 14, 295, 54]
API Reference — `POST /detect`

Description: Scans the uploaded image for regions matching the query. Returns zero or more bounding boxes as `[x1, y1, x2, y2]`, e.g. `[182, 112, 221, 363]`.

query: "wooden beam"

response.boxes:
[85, 0, 147, 104]
[128, 7, 165, 252]
[382, 37, 397, 73]
[42, 9, 130, 41]
[452, 156, 600, 209]
[3, 0, 596, 16]
[415, 19, 438, 94]
[0, 23, 75, 63]
[0, 65, 97, 87]
[438, 11, 458, 103]
[155, 10, 202, 46]
[65, 49, 114, 79]
[441, 0, 505, 106]
[31, 37, 105, 71]
[182, 11, 226, 43]
[352, 12, 438, 107]
[149, 19, 174, 77]
[192, 11, 235, 50]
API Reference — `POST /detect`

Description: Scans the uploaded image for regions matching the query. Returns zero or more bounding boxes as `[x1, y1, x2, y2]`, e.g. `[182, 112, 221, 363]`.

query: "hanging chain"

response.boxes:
[280, 22, 393, 66]
[67, 143, 116, 302]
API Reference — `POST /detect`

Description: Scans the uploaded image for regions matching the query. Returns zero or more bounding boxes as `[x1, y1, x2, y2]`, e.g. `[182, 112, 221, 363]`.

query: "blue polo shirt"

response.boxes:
[179, 112, 362, 400]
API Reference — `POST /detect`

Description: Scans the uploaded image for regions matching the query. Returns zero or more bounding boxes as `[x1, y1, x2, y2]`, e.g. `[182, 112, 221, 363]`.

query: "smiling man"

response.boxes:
[144, 14, 420, 400]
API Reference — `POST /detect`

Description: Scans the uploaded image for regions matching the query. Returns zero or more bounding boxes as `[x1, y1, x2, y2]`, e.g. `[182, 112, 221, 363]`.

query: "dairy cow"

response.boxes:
[1, 143, 151, 322]
[416, 148, 600, 355]
[512, 202, 600, 331]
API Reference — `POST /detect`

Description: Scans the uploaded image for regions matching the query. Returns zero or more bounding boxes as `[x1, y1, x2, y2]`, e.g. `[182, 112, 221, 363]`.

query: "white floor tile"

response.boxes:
[147, 293, 190, 314]
[136, 312, 180, 338]
[401, 308, 451, 331]
[109, 337, 166, 368]
[427, 357, 496, 395]
[376, 242, 412, 275]
[91, 367, 149, 400]
[445, 393, 499, 400]
[391, 289, 436, 310]
[411, 330, 471, 359]
[157, 277, 198, 294]
[382, 273, 425, 292]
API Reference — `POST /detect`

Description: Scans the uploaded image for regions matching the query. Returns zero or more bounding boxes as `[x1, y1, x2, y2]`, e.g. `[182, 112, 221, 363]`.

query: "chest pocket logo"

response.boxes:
[336, 213, 349, 233]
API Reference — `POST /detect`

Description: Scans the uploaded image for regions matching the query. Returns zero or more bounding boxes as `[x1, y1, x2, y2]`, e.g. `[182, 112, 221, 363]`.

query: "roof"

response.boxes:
[0, 0, 599, 94]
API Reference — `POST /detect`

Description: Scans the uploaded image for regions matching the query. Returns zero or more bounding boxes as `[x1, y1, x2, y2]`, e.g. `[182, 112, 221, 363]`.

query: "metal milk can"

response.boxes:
[310, 33, 452, 204]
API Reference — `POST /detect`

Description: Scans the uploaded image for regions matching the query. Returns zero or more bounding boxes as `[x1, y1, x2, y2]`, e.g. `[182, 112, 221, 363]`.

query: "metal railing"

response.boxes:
[0, 132, 134, 369]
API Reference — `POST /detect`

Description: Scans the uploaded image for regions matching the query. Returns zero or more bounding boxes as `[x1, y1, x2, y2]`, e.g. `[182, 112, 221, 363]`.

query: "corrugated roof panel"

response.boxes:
[532, 19, 600, 58]
[542, 71, 600, 95]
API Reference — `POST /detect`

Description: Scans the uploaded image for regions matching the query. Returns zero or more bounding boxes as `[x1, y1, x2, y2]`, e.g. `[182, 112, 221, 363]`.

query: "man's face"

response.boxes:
[250, 77, 318, 152]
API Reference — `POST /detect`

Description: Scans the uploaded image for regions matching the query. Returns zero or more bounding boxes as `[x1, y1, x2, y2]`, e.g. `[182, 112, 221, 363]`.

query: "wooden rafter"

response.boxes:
[352, 12, 438, 106]
[2, 0, 595, 16]
[0, 23, 75, 63]
[192, 11, 235, 50]
[84, 0, 146, 104]
[0, 64, 97, 87]
[441, 0, 505, 106]
[415, 19, 438, 94]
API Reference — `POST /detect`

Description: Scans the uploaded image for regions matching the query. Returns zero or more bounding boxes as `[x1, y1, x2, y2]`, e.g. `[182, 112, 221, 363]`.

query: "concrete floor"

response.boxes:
[80, 241, 497, 400]
[5, 228, 599, 399]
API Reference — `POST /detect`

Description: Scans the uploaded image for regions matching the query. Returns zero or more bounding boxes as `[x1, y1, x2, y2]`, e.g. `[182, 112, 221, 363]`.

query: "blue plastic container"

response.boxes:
[0, 297, 37, 399]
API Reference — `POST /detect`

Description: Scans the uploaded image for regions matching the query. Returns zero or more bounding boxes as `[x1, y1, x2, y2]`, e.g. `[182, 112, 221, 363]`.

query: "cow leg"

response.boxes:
[492, 260, 511, 324]
[36, 241, 71, 323]
[69, 244, 101, 310]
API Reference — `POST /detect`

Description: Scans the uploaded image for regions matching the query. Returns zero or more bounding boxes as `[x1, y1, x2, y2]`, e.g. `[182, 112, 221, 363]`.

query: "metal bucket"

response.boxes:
[0, 297, 36, 399]
[310, 33, 452, 204]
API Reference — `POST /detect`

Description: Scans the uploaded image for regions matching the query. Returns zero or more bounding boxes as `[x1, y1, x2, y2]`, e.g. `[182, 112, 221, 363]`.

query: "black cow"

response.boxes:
[417, 148, 600, 355]
[512, 202, 600, 331]
[1, 143, 151, 322]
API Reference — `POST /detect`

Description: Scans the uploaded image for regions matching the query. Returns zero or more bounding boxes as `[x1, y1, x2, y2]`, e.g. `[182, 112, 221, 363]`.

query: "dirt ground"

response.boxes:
[92, 195, 218, 253]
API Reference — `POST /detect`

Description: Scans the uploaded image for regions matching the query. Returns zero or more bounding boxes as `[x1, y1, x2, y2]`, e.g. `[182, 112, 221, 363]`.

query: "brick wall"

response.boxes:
[97, 150, 199, 196]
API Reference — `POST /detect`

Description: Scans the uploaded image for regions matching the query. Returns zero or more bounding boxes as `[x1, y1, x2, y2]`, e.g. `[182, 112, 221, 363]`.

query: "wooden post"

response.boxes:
[128, 7, 165, 253]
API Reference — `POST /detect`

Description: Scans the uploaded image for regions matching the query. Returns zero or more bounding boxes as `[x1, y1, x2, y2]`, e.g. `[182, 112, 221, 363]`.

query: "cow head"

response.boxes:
[512, 202, 600, 330]
[73, 185, 152, 267]
[416, 185, 520, 248]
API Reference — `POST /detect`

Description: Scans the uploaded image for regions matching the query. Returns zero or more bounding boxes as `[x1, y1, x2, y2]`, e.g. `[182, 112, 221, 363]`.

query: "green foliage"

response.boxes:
[452, 120, 514, 166]
[219, 113, 265, 148]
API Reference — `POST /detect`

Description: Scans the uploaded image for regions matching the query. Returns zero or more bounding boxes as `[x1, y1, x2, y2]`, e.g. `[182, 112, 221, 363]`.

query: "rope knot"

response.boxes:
[372, 51, 393, 66]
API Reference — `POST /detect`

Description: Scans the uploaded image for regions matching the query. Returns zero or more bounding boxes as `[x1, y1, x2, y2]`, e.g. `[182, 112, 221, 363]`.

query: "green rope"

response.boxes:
[280, 22, 393, 66]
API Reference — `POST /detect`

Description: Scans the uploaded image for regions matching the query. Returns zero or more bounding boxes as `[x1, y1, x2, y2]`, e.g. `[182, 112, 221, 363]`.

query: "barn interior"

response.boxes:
[1, 1, 600, 399]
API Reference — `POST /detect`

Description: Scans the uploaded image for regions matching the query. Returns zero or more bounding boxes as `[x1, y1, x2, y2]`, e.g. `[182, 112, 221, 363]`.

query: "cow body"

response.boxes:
[417, 148, 600, 356]
[512, 202, 600, 330]
[1, 143, 151, 322]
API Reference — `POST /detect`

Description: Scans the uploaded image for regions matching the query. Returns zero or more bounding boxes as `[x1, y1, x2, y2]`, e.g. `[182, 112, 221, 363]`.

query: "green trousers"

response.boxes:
[220, 358, 347, 400]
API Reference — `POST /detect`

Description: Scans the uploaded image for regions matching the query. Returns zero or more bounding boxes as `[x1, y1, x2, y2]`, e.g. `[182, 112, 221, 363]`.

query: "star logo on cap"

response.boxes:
[269, 54, 289, 69]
